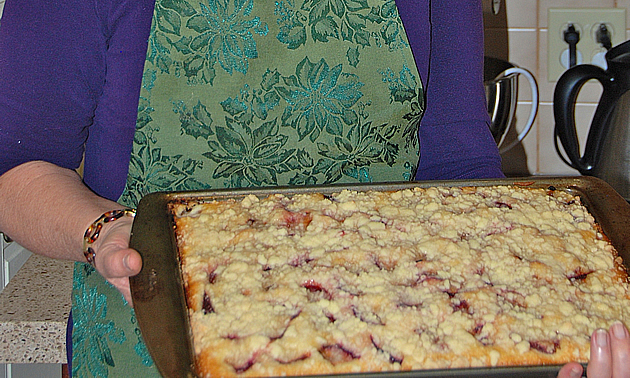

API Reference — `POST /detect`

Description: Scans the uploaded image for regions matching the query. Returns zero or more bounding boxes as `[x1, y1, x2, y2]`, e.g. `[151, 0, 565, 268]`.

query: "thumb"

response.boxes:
[556, 362, 583, 378]
[96, 246, 143, 279]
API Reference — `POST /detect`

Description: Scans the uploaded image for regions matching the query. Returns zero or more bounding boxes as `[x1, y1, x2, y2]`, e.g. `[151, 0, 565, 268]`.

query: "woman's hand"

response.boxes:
[0, 161, 143, 305]
[90, 215, 142, 306]
[558, 322, 630, 378]
[0, 162, 144, 305]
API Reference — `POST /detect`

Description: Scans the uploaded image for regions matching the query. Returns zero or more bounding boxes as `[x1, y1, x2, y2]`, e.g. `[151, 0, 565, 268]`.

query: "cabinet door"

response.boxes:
[1, 234, 5, 289]
[0, 364, 62, 378]
[3, 242, 32, 284]
[1, 235, 32, 289]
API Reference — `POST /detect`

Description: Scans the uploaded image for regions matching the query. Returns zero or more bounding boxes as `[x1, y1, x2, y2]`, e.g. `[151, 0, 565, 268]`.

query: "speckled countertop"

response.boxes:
[0, 254, 73, 364]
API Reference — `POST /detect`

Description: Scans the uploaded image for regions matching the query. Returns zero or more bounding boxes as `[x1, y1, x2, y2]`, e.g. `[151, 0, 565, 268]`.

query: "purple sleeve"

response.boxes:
[0, 0, 153, 201]
[0, 0, 101, 177]
[398, 0, 504, 180]
[81, 0, 155, 200]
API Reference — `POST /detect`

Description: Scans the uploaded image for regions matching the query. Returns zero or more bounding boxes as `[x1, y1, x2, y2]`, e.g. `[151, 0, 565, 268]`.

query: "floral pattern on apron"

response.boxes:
[72, 0, 425, 376]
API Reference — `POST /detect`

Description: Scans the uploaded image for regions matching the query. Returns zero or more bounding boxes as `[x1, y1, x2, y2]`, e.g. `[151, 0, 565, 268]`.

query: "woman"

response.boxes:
[0, 0, 628, 376]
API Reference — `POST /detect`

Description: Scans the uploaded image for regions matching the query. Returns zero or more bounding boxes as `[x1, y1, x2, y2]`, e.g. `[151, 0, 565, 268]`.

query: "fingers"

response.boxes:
[557, 362, 583, 378]
[609, 322, 630, 378]
[88, 218, 142, 306]
[96, 248, 142, 307]
[585, 323, 630, 378]
[587, 329, 613, 378]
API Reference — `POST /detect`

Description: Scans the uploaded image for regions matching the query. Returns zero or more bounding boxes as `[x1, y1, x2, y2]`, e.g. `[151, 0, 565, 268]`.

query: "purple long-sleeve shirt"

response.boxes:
[0, 0, 503, 202]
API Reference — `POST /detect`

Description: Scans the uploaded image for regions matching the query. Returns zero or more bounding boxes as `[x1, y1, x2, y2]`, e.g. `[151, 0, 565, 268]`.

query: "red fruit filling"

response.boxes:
[452, 299, 472, 314]
[352, 306, 384, 325]
[323, 311, 336, 323]
[529, 339, 559, 354]
[202, 292, 214, 314]
[370, 336, 404, 364]
[496, 289, 527, 308]
[302, 279, 333, 301]
[568, 267, 594, 281]
[319, 344, 358, 365]
[444, 286, 459, 298]
[495, 201, 513, 209]
[275, 352, 311, 364]
[289, 253, 313, 267]
[280, 210, 313, 231]
[470, 323, 484, 336]
[231, 357, 256, 373]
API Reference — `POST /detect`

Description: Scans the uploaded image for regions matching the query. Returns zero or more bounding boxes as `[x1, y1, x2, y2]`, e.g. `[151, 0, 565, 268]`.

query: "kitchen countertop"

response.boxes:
[0, 254, 73, 364]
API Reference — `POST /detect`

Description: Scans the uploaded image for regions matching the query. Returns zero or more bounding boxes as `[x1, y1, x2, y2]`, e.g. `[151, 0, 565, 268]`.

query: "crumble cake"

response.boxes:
[171, 185, 630, 377]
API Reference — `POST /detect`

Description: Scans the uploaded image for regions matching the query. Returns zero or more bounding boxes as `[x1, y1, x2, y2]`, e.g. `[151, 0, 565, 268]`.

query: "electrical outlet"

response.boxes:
[548, 8, 626, 82]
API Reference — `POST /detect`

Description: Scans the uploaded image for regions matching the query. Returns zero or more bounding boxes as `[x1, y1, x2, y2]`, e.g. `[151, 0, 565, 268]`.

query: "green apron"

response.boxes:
[71, 0, 425, 376]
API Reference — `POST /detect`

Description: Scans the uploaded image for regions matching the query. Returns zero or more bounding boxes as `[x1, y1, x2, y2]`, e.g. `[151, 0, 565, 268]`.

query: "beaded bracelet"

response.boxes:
[83, 209, 136, 266]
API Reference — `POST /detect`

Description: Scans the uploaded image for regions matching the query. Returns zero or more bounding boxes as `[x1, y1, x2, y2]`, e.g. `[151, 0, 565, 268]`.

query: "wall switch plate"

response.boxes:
[548, 8, 626, 82]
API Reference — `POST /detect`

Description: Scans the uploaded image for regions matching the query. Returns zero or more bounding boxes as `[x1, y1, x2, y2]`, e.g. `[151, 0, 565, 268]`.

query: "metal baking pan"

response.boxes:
[129, 176, 630, 378]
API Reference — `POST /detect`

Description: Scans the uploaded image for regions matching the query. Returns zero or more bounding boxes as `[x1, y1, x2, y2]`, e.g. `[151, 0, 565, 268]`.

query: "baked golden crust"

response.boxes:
[172, 186, 630, 377]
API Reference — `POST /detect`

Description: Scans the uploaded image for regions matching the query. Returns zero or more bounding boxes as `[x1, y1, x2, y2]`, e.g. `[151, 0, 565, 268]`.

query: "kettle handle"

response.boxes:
[553, 64, 618, 174]
[497, 67, 539, 154]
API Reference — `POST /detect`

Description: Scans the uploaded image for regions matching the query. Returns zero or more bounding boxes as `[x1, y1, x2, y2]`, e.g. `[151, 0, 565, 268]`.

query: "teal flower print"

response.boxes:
[186, 0, 269, 75]
[380, 65, 419, 104]
[221, 80, 281, 122]
[146, 0, 196, 74]
[303, 0, 371, 44]
[123, 127, 206, 207]
[72, 282, 126, 377]
[156, 0, 197, 35]
[381, 65, 423, 151]
[275, 0, 375, 49]
[202, 118, 298, 187]
[173, 100, 214, 139]
[276, 0, 410, 66]
[313, 117, 400, 182]
[275, 1, 307, 49]
[276, 56, 364, 142]
[136, 96, 155, 131]
[374, 0, 409, 50]
[402, 99, 424, 150]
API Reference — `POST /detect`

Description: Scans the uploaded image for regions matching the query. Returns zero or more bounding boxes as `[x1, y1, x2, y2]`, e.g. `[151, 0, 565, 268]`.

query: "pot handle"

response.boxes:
[497, 67, 539, 154]
[553, 64, 616, 174]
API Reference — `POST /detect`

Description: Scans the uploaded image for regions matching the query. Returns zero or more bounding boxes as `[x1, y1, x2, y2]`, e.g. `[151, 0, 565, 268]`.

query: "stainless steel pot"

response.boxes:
[554, 40, 630, 201]
[484, 56, 538, 153]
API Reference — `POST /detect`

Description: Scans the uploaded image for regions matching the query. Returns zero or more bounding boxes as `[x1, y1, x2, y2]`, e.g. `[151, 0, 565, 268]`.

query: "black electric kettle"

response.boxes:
[554, 39, 630, 200]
